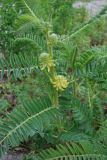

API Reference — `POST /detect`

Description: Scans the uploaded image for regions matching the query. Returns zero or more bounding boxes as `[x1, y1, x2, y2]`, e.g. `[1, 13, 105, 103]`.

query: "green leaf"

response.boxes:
[0, 98, 59, 158]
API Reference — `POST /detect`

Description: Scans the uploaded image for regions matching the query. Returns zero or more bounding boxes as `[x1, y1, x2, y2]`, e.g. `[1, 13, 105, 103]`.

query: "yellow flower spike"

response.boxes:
[39, 53, 55, 72]
[51, 75, 69, 91]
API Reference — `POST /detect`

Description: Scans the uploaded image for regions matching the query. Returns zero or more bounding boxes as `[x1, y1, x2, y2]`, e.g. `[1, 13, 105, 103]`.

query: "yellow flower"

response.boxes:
[51, 75, 69, 91]
[39, 53, 55, 72]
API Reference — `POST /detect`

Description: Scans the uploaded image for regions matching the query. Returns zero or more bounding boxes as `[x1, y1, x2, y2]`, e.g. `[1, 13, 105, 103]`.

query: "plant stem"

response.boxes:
[45, 31, 59, 107]
[87, 81, 92, 108]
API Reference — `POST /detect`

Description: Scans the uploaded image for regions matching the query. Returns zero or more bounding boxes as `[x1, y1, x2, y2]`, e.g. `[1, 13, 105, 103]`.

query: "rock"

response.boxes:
[73, 0, 107, 17]
[2, 153, 24, 160]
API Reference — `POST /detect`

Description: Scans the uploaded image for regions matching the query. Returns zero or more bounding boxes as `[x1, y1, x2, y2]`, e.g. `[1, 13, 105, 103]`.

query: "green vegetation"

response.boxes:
[0, 0, 107, 159]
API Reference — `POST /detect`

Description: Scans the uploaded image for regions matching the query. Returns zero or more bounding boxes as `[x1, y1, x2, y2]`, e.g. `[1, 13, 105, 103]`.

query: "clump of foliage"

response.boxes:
[0, 0, 17, 56]
[0, 0, 107, 160]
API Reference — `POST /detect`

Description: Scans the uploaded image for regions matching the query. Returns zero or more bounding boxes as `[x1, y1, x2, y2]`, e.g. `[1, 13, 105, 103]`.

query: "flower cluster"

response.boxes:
[51, 75, 69, 91]
[39, 53, 69, 91]
[39, 53, 55, 72]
